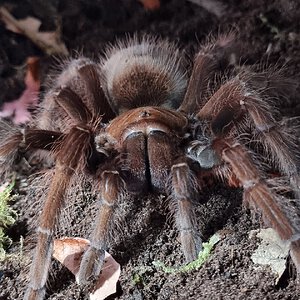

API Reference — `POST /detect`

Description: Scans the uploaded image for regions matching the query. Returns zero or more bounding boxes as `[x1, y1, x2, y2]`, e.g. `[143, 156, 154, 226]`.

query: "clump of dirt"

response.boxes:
[1, 1, 300, 299]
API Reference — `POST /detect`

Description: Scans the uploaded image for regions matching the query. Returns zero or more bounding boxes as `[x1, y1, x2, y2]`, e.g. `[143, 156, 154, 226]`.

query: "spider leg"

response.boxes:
[198, 78, 300, 196]
[187, 75, 300, 271]
[52, 78, 112, 127]
[53, 86, 93, 123]
[23, 84, 109, 299]
[220, 140, 298, 240]
[0, 121, 63, 173]
[24, 125, 95, 300]
[0, 83, 99, 172]
[171, 162, 202, 262]
[0, 126, 62, 153]
[39, 59, 116, 133]
[179, 32, 237, 114]
[76, 63, 116, 121]
[78, 169, 124, 284]
[217, 139, 300, 272]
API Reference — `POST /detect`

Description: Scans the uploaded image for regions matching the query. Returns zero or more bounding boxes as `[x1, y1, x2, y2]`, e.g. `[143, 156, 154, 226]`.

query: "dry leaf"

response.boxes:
[53, 237, 89, 275]
[53, 237, 120, 300]
[250, 228, 290, 284]
[0, 57, 40, 124]
[0, 7, 68, 56]
[90, 251, 121, 300]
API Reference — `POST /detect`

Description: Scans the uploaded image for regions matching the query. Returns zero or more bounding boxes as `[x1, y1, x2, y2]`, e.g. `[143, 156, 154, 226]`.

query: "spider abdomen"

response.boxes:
[101, 37, 187, 114]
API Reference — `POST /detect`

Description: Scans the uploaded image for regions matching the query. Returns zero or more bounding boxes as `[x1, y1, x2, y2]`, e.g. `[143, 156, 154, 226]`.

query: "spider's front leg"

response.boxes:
[186, 75, 300, 272]
[171, 161, 202, 261]
[24, 125, 95, 300]
[78, 169, 124, 284]
[197, 78, 300, 197]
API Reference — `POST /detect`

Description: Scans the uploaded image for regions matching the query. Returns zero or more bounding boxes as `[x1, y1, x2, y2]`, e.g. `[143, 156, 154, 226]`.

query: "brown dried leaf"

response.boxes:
[90, 251, 121, 300]
[53, 237, 120, 300]
[0, 7, 68, 56]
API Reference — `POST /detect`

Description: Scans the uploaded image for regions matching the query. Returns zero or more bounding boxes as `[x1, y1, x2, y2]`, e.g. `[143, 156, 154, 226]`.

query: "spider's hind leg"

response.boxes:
[179, 31, 239, 114]
[39, 57, 116, 132]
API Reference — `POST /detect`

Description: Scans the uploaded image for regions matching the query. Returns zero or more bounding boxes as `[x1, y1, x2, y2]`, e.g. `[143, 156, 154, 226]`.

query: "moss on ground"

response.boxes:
[0, 182, 17, 261]
[152, 234, 221, 274]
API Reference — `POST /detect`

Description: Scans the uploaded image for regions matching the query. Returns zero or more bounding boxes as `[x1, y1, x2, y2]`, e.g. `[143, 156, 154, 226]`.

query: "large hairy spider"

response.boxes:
[0, 34, 300, 300]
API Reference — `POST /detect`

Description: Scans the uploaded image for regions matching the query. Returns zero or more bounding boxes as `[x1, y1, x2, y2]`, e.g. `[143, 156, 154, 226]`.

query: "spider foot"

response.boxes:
[181, 230, 202, 262]
[77, 246, 105, 285]
[23, 287, 45, 300]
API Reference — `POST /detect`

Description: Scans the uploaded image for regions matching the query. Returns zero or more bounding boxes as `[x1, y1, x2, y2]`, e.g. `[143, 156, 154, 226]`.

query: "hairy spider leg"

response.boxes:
[24, 83, 102, 299]
[171, 162, 202, 261]
[188, 77, 300, 272]
[179, 31, 237, 114]
[24, 125, 95, 300]
[77, 63, 116, 122]
[78, 169, 124, 284]
[198, 78, 300, 197]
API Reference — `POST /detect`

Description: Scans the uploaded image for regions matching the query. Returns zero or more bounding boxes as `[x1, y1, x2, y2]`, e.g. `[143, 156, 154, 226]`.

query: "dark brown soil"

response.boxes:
[1, 1, 300, 299]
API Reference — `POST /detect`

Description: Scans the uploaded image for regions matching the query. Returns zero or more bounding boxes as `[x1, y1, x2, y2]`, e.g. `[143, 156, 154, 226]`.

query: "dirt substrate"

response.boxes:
[1, 0, 300, 299]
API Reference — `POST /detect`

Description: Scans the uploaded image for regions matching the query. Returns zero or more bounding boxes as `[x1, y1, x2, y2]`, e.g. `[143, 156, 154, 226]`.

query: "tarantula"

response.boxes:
[0, 34, 300, 300]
